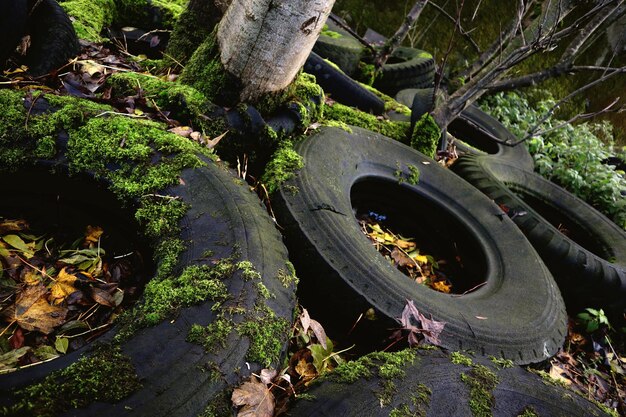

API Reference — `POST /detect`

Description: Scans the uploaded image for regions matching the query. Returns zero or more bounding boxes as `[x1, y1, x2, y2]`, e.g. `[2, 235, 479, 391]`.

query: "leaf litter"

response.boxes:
[358, 213, 453, 294]
[0, 219, 144, 372]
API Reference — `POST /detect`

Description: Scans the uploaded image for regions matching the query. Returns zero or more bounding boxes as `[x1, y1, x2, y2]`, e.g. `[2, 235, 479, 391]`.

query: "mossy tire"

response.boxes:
[287, 349, 612, 417]
[25, 0, 80, 76]
[313, 20, 363, 75]
[451, 154, 626, 317]
[275, 126, 566, 365]
[304, 52, 385, 114]
[0, 96, 297, 416]
[447, 105, 534, 172]
[373, 47, 435, 96]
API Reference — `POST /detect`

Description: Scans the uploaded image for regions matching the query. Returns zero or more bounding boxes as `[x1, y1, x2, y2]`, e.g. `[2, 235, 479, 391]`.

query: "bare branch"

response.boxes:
[434, 0, 467, 95]
[375, 0, 429, 69]
[426, 1, 481, 53]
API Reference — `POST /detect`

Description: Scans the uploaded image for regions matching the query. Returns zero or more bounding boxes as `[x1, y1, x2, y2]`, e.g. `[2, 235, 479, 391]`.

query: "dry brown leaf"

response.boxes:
[299, 308, 311, 333]
[0, 219, 29, 234]
[167, 126, 193, 138]
[308, 319, 327, 350]
[549, 364, 572, 386]
[395, 239, 416, 251]
[390, 247, 416, 269]
[231, 378, 274, 417]
[295, 358, 317, 381]
[259, 368, 277, 385]
[13, 284, 67, 334]
[50, 268, 78, 305]
[90, 287, 115, 307]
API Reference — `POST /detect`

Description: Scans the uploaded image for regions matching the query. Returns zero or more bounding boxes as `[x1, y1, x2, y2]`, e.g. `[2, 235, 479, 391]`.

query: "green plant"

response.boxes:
[479, 92, 626, 230]
[576, 308, 611, 333]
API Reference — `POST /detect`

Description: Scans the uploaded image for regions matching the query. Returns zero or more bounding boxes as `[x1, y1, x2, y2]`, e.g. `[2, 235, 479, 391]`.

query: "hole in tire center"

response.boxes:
[350, 178, 488, 294]
[447, 117, 500, 154]
[508, 185, 608, 258]
[0, 168, 154, 367]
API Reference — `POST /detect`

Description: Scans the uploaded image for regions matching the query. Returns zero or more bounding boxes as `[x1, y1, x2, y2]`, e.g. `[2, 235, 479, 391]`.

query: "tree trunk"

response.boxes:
[217, 0, 335, 101]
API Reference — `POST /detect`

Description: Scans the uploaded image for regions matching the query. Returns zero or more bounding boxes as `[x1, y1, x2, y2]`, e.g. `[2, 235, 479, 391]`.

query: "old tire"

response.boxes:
[0, 0, 28, 70]
[373, 47, 435, 96]
[447, 105, 534, 172]
[304, 52, 385, 114]
[26, 0, 80, 76]
[0, 93, 297, 416]
[313, 20, 363, 75]
[287, 349, 612, 417]
[275, 126, 566, 364]
[451, 154, 626, 316]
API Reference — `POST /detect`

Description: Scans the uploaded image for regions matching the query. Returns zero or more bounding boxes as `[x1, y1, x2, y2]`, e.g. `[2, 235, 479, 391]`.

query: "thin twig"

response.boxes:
[327, 14, 376, 54]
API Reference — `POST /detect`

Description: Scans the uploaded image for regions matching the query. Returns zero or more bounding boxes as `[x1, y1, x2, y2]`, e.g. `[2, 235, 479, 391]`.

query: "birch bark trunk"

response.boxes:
[217, 0, 335, 101]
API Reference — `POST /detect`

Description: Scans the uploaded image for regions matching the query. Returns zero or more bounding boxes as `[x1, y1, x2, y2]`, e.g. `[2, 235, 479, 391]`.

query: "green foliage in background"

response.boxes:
[479, 92, 626, 229]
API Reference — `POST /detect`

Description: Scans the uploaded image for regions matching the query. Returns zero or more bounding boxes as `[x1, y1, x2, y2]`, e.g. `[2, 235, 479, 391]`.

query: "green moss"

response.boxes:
[139, 263, 230, 326]
[153, 237, 185, 280]
[0, 90, 113, 167]
[320, 29, 343, 39]
[517, 406, 539, 417]
[407, 165, 420, 185]
[60, 0, 116, 42]
[276, 262, 299, 288]
[237, 305, 290, 367]
[237, 260, 262, 281]
[135, 198, 188, 239]
[12, 346, 140, 417]
[330, 358, 373, 383]
[355, 62, 378, 86]
[411, 114, 440, 158]
[451, 351, 473, 366]
[261, 140, 304, 194]
[460, 364, 499, 417]
[377, 379, 397, 407]
[115, 0, 186, 29]
[187, 317, 234, 351]
[323, 120, 353, 132]
[361, 84, 411, 115]
[489, 356, 514, 369]
[69, 116, 208, 200]
[323, 102, 410, 144]
[390, 383, 432, 417]
[181, 30, 242, 106]
[106, 72, 225, 137]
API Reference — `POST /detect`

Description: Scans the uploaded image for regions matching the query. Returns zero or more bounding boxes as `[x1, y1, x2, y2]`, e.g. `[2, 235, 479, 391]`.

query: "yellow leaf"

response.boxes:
[23, 269, 42, 286]
[84, 225, 103, 246]
[395, 239, 416, 250]
[50, 268, 78, 305]
[12, 283, 67, 334]
[431, 280, 452, 294]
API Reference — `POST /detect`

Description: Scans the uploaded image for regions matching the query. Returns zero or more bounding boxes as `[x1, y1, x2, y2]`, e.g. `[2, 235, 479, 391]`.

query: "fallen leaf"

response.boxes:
[2, 234, 34, 258]
[10, 327, 24, 349]
[84, 225, 104, 246]
[0, 347, 31, 371]
[432, 280, 452, 293]
[231, 377, 274, 417]
[295, 358, 317, 381]
[50, 268, 78, 305]
[90, 287, 115, 307]
[205, 131, 228, 149]
[168, 126, 193, 137]
[12, 283, 67, 334]
[549, 364, 572, 386]
[55, 337, 69, 354]
[0, 219, 29, 234]
[259, 368, 277, 385]
[391, 247, 416, 269]
[300, 308, 311, 334]
[308, 319, 327, 349]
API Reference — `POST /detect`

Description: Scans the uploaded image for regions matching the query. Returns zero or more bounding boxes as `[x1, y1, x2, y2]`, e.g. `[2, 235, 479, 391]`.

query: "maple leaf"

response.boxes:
[50, 268, 78, 305]
[399, 300, 445, 347]
[231, 377, 274, 417]
[10, 283, 67, 334]
[84, 225, 103, 247]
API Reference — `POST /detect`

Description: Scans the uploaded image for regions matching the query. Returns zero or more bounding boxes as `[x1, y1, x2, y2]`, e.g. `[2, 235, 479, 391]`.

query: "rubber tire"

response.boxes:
[313, 20, 363, 76]
[275, 126, 566, 364]
[304, 51, 385, 114]
[0, 98, 297, 416]
[373, 47, 435, 96]
[287, 349, 612, 417]
[451, 154, 626, 316]
[26, 0, 79, 76]
[447, 105, 535, 172]
[0, 0, 28, 70]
